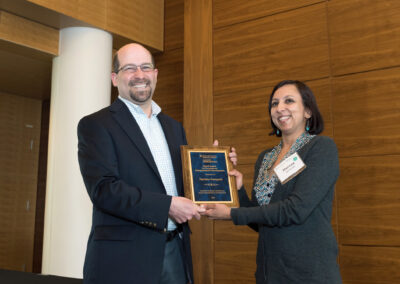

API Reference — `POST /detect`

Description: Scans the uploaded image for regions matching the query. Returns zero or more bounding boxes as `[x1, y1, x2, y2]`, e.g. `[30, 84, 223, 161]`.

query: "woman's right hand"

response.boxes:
[229, 169, 243, 190]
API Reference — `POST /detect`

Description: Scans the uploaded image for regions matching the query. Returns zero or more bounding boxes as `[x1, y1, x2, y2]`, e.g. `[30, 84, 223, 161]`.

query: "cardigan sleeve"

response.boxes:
[231, 137, 339, 227]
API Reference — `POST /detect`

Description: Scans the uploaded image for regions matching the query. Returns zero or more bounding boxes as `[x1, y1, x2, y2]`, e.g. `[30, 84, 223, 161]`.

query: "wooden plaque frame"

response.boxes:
[180, 145, 239, 207]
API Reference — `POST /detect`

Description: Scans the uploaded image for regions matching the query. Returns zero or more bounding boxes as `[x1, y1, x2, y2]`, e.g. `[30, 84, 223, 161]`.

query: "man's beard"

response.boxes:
[128, 79, 153, 103]
[129, 88, 152, 103]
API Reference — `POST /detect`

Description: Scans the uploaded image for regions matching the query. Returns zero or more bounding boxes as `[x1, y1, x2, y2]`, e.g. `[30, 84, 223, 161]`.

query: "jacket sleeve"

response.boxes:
[77, 115, 171, 231]
[231, 137, 339, 227]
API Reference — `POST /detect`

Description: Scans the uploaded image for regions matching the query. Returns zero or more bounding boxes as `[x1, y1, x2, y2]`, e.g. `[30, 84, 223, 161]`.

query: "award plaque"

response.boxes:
[181, 146, 239, 207]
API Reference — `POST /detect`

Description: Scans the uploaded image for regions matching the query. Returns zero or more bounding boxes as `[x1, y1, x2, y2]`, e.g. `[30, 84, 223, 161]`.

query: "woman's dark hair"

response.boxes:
[268, 80, 324, 137]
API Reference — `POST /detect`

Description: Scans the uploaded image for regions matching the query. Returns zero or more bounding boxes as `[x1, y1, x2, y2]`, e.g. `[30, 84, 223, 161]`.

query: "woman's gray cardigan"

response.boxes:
[231, 136, 342, 284]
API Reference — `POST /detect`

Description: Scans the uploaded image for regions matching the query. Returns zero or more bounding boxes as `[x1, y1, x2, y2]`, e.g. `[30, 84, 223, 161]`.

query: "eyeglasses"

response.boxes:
[115, 63, 155, 74]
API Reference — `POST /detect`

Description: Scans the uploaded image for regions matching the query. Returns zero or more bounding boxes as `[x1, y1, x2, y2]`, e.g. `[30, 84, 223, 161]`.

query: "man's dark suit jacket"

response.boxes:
[77, 98, 193, 284]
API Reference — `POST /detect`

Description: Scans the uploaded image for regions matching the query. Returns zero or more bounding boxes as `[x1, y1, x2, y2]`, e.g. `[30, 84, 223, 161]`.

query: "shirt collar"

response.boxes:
[118, 96, 162, 117]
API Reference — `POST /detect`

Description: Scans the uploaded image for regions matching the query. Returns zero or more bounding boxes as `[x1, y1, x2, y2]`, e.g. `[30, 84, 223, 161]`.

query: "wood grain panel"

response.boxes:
[214, 78, 333, 165]
[328, 0, 400, 75]
[213, 0, 324, 29]
[340, 245, 400, 284]
[106, 0, 164, 51]
[214, 86, 278, 165]
[213, 3, 330, 96]
[27, 0, 163, 51]
[332, 67, 400, 157]
[0, 92, 42, 272]
[154, 48, 183, 123]
[28, 0, 107, 29]
[26, 0, 77, 15]
[337, 155, 400, 246]
[184, 1, 214, 283]
[0, 47, 52, 100]
[1, 0, 62, 30]
[0, 11, 58, 56]
[164, 0, 184, 51]
[26, 0, 106, 30]
[215, 241, 257, 284]
[184, 0, 213, 145]
[78, 0, 106, 29]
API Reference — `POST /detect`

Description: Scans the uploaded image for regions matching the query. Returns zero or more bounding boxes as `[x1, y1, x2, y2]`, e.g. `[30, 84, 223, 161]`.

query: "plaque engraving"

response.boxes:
[181, 146, 239, 207]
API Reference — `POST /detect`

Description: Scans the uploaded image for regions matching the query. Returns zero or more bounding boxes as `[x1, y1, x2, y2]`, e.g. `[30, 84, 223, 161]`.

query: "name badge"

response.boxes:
[273, 152, 306, 184]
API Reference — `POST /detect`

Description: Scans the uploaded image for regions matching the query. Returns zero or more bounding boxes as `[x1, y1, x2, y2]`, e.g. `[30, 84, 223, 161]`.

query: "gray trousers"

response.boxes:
[159, 234, 188, 284]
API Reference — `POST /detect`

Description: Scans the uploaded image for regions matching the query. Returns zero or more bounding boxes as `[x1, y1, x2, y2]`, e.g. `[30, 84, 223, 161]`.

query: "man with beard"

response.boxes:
[77, 43, 204, 284]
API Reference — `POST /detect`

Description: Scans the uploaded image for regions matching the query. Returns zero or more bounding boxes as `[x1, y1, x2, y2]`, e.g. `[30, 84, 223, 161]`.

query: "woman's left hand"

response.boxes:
[213, 140, 237, 166]
[200, 204, 232, 220]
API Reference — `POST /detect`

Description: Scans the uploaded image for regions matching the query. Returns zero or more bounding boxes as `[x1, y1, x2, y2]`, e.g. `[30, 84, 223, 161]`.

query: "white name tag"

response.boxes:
[273, 152, 306, 184]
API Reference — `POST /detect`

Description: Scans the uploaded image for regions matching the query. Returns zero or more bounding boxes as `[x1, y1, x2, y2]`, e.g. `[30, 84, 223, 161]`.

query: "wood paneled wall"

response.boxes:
[0, 92, 42, 272]
[183, 1, 214, 283]
[0, 11, 58, 56]
[25, 0, 164, 51]
[183, 0, 400, 283]
[154, 0, 184, 123]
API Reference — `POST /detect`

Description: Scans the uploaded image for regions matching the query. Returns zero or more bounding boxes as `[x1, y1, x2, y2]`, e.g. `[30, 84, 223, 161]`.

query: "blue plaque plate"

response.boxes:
[181, 146, 238, 207]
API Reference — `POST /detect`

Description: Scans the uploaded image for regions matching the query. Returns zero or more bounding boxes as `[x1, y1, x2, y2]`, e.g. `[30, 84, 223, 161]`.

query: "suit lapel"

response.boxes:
[109, 99, 162, 182]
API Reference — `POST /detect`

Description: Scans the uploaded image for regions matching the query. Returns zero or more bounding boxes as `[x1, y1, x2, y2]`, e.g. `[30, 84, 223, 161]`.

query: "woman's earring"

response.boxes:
[305, 120, 310, 132]
[276, 129, 280, 135]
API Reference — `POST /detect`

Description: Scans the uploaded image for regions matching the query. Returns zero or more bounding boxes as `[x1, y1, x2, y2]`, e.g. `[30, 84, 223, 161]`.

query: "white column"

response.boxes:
[42, 27, 112, 278]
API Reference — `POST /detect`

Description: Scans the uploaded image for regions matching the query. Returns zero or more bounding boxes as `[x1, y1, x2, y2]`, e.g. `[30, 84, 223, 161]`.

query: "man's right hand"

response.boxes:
[169, 196, 205, 223]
